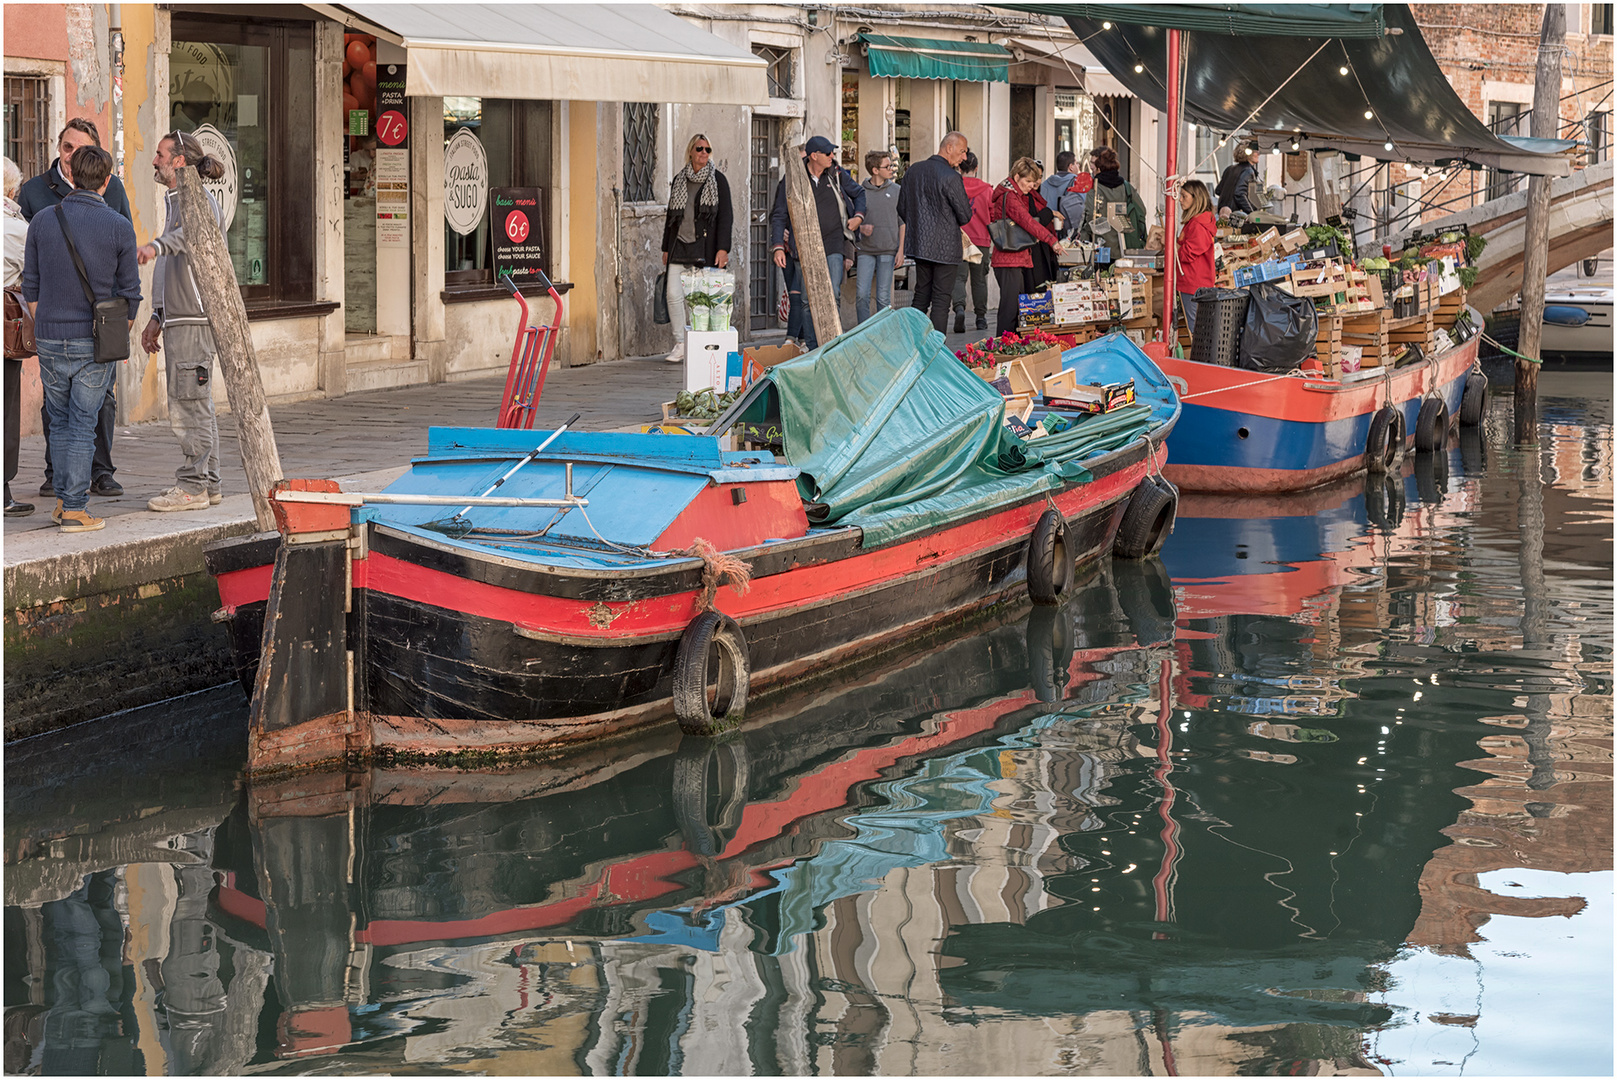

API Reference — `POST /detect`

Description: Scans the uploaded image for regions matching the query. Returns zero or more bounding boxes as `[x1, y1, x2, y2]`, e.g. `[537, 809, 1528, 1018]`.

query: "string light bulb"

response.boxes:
[1384, 140, 1394, 151]
[1271, 145, 1281, 155]
[1364, 110, 1374, 119]
[1102, 21, 1112, 29]
[1340, 65, 1350, 76]
[1290, 137, 1300, 150]
[1134, 62, 1145, 73]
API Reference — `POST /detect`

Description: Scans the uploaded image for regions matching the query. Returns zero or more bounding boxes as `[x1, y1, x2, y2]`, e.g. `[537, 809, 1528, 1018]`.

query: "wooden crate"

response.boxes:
[1314, 315, 1343, 377]
[1341, 309, 1395, 368]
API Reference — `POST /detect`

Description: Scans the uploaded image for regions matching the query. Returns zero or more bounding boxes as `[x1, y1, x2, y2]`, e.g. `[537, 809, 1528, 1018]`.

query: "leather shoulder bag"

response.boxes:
[4, 286, 35, 359]
[987, 187, 1036, 253]
[55, 205, 131, 363]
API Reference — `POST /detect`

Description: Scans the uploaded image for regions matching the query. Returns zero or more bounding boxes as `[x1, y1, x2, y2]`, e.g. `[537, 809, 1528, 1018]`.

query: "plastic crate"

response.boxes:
[1189, 287, 1250, 367]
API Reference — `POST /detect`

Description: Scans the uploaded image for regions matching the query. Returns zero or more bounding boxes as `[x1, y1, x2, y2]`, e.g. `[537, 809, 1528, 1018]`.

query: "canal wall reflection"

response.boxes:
[3, 384, 1609, 1075]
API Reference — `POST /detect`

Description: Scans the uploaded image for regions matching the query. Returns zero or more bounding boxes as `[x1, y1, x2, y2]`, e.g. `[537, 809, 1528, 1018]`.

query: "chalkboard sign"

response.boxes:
[491, 187, 548, 284]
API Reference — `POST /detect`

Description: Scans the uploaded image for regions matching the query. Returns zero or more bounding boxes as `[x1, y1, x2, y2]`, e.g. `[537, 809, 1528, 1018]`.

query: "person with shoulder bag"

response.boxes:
[20, 144, 140, 533]
[988, 157, 1061, 336]
[1082, 146, 1148, 264]
[4, 157, 35, 516]
[660, 133, 734, 362]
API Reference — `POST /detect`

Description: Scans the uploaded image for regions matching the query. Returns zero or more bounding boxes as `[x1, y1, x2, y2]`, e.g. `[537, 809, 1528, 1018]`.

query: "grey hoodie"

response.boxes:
[150, 185, 224, 330]
[1038, 173, 1086, 239]
[857, 177, 903, 255]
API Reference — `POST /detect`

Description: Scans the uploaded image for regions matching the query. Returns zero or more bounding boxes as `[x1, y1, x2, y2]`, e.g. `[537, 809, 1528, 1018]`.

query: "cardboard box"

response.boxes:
[1004, 393, 1035, 422]
[684, 329, 739, 393]
[1046, 378, 1136, 415]
[1279, 228, 1309, 252]
[1043, 368, 1079, 399]
[742, 340, 805, 384]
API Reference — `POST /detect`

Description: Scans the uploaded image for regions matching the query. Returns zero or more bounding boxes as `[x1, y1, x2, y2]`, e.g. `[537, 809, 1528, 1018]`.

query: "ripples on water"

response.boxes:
[4, 376, 1611, 1076]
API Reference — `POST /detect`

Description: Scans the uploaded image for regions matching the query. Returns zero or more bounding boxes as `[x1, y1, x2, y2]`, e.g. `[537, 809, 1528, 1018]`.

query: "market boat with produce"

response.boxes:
[1001, 2, 1581, 495]
[207, 306, 1179, 773]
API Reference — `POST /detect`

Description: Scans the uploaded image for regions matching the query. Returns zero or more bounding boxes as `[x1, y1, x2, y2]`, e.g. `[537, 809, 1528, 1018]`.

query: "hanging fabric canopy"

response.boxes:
[1004, 3, 1575, 174]
[859, 34, 1013, 83]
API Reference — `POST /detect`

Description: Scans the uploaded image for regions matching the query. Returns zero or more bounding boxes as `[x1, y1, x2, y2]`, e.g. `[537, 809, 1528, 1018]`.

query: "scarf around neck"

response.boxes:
[668, 160, 718, 213]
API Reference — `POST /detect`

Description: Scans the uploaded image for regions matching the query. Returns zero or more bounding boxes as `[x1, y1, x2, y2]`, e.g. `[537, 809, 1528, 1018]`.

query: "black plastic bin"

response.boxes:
[1189, 287, 1250, 367]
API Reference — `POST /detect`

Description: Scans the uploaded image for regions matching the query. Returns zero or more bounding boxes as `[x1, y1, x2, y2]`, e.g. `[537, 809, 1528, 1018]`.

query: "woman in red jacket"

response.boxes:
[989, 157, 1062, 336]
[1176, 179, 1216, 336]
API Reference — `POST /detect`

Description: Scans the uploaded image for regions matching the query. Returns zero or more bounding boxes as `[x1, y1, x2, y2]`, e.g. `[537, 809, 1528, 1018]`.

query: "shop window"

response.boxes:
[4, 76, 52, 179]
[170, 15, 315, 307]
[443, 97, 553, 287]
[752, 45, 793, 99]
[622, 103, 658, 203]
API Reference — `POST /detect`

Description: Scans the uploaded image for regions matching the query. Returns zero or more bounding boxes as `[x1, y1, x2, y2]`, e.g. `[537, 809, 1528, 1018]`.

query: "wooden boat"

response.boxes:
[206, 309, 1180, 772]
[1151, 330, 1483, 494]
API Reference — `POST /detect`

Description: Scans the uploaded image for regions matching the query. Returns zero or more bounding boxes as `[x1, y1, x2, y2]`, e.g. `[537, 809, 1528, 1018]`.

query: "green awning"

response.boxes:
[859, 34, 1013, 83]
[999, 4, 1390, 38]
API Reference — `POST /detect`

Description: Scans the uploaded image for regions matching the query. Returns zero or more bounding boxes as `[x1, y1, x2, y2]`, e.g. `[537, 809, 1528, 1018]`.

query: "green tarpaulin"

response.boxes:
[761, 307, 1155, 549]
[859, 34, 1013, 83]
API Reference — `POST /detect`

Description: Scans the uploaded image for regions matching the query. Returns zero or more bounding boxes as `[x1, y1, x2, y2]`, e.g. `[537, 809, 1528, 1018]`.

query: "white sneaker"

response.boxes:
[148, 486, 210, 512]
[665, 344, 685, 364]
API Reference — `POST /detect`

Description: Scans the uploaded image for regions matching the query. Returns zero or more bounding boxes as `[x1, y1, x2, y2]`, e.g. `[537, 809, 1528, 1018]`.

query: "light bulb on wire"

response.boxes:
[1339, 65, 1350, 76]
[1134, 62, 1144, 73]
[1364, 110, 1374, 119]
[1102, 21, 1112, 29]
[1384, 140, 1394, 152]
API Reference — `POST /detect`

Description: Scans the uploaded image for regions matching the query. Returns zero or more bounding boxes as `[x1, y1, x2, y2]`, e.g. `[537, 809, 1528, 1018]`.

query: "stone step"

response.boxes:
[343, 333, 395, 365]
[346, 357, 432, 393]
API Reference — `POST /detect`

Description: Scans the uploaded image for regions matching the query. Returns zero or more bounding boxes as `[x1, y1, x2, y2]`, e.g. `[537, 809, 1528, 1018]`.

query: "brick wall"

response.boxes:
[1405, 3, 1614, 221]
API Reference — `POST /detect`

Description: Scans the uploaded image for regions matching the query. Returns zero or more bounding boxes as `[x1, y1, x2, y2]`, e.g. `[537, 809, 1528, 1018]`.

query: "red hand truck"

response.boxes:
[497, 270, 564, 429]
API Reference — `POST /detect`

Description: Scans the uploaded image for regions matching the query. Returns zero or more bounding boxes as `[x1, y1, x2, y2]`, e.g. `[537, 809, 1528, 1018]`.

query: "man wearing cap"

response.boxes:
[896, 131, 973, 334]
[769, 135, 866, 350]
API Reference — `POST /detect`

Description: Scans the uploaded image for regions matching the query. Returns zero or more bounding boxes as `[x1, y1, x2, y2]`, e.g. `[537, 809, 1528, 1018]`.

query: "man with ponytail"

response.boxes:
[135, 131, 228, 513]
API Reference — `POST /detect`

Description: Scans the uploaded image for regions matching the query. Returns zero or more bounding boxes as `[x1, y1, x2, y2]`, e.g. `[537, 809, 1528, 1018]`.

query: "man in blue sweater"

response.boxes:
[18, 118, 132, 499]
[20, 145, 140, 533]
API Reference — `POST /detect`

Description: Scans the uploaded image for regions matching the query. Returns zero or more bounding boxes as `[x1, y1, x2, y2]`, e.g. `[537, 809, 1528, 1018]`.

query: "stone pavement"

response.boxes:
[5, 292, 1002, 539]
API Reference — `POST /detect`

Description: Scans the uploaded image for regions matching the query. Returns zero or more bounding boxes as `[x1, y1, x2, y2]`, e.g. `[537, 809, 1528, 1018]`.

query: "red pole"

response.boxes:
[1163, 27, 1182, 342]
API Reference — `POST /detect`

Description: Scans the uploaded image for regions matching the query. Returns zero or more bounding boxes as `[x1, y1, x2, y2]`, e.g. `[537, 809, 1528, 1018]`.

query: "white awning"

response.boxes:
[330, 4, 768, 104]
[1008, 34, 1133, 97]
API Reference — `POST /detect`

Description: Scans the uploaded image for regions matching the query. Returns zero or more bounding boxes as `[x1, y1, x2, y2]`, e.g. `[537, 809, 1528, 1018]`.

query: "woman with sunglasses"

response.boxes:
[661, 134, 734, 362]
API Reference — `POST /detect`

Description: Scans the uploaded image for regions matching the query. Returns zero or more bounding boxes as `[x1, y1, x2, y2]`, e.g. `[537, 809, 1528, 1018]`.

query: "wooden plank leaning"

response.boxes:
[174, 167, 284, 530]
[779, 119, 842, 349]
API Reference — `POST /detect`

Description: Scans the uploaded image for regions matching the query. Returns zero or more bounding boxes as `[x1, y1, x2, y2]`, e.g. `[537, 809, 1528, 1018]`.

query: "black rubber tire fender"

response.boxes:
[1113, 475, 1178, 560]
[672, 611, 751, 736]
[1027, 606, 1075, 703]
[670, 737, 751, 857]
[1026, 508, 1073, 605]
[1458, 371, 1489, 428]
[1112, 557, 1178, 647]
[1364, 406, 1402, 473]
[1415, 450, 1449, 506]
[1414, 397, 1450, 453]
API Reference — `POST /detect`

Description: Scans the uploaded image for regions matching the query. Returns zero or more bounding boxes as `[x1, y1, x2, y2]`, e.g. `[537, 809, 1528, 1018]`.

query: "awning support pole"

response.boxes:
[1162, 28, 1181, 342]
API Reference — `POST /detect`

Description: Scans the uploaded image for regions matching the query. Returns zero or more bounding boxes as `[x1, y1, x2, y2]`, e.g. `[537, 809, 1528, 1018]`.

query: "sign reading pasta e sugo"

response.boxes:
[443, 127, 487, 236]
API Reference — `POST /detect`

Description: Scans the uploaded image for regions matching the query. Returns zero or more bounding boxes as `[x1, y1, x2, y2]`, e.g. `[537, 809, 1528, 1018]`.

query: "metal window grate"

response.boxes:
[623, 102, 658, 202]
[5, 76, 53, 180]
[751, 45, 793, 99]
[749, 115, 781, 329]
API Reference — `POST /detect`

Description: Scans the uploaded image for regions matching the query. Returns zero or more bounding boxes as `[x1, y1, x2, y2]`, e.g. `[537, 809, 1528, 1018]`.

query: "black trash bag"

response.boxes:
[1239, 281, 1317, 372]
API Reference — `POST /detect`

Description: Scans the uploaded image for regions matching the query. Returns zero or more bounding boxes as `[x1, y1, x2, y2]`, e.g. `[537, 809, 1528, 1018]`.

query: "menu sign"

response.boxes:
[491, 187, 548, 284]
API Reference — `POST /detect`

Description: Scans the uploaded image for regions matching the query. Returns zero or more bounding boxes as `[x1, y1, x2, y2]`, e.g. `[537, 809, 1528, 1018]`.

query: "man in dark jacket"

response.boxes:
[18, 118, 131, 499]
[1214, 143, 1262, 218]
[770, 135, 865, 350]
[896, 131, 972, 334]
[20, 145, 140, 533]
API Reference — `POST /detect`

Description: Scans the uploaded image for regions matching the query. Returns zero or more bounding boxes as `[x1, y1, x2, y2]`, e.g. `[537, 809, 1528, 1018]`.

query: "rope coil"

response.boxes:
[684, 536, 753, 613]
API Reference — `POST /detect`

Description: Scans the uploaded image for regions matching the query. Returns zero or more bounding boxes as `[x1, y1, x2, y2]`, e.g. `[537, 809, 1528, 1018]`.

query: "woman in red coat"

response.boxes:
[1176, 179, 1216, 336]
[989, 157, 1062, 335]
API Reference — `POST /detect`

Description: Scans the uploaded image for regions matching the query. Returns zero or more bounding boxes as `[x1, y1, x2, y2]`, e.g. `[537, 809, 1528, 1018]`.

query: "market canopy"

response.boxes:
[327, 4, 768, 104]
[859, 34, 1013, 83]
[1004, 3, 1576, 175]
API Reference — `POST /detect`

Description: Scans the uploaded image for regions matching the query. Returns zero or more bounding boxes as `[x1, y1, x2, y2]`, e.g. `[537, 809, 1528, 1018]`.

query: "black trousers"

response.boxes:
[952, 258, 988, 318]
[910, 259, 959, 334]
[41, 379, 116, 484]
[4, 358, 20, 503]
[994, 265, 1037, 336]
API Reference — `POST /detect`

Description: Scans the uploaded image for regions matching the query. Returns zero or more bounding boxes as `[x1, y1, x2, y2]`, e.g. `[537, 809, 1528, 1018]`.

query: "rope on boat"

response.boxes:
[1480, 331, 1543, 366]
[685, 537, 752, 612]
[1178, 370, 1308, 400]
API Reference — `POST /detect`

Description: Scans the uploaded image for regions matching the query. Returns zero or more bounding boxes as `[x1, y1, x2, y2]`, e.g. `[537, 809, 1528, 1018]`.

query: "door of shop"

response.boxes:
[749, 115, 782, 332]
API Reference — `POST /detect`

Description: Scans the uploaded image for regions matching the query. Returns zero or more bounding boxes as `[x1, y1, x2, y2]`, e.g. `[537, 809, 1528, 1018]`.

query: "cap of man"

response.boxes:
[804, 135, 838, 157]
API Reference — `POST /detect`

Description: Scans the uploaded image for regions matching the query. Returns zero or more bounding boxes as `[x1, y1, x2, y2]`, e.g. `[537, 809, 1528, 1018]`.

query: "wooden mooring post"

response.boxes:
[779, 121, 842, 349]
[1515, 2, 1565, 446]
[174, 167, 284, 528]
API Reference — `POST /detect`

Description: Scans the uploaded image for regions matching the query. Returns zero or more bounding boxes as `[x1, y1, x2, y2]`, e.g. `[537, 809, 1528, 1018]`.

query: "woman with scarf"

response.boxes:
[661, 134, 734, 363]
[988, 157, 1062, 338]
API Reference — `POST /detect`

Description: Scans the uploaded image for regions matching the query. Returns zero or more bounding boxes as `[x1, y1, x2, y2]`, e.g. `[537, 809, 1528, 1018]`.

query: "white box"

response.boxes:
[684, 329, 739, 393]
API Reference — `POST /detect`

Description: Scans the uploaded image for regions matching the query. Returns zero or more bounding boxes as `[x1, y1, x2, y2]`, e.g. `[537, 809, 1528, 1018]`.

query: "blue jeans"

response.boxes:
[802, 253, 846, 350]
[1180, 291, 1199, 336]
[37, 338, 115, 511]
[855, 252, 895, 325]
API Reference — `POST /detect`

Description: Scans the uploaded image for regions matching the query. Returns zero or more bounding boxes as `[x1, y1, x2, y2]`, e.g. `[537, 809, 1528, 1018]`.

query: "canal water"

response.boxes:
[5, 373, 1610, 1076]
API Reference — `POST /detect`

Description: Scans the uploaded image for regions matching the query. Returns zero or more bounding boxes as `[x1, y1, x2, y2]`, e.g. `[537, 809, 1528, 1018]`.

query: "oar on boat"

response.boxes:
[423, 411, 582, 538]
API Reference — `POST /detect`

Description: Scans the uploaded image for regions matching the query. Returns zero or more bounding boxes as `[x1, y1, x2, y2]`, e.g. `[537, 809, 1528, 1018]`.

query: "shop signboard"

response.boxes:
[444, 127, 487, 236]
[375, 64, 408, 148]
[491, 187, 548, 284]
[190, 123, 238, 232]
